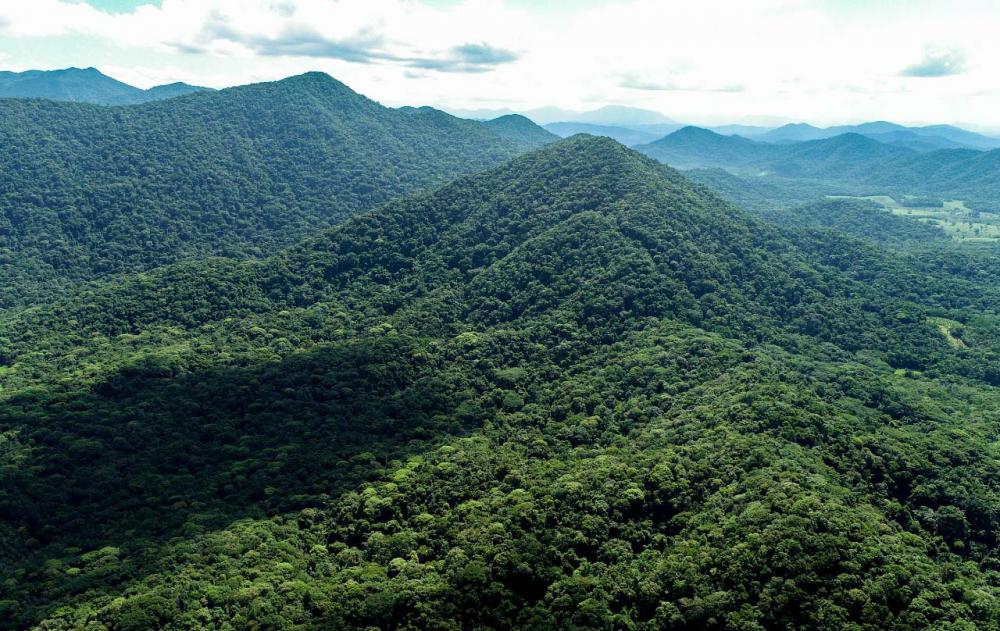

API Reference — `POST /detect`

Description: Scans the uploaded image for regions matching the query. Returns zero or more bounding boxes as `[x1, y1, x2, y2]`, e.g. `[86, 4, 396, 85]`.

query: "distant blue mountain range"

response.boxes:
[754, 121, 1000, 151]
[635, 125, 1000, 210]
[0, 67, 212, 105]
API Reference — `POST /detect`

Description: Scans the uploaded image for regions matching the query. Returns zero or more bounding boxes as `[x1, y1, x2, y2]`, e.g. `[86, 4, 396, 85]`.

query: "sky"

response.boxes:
[1, 0, 998, 129]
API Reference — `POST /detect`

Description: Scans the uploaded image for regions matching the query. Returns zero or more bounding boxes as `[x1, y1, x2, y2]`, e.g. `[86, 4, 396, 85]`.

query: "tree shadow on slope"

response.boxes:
[0, 333, 492, 594]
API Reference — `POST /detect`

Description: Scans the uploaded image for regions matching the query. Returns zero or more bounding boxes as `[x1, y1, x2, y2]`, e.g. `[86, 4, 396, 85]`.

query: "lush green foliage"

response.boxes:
[0, 72, 554, 308]
[686, 168, 843, 214]
[483, 115, 560, 152]
[3, 137, 1000, 629]
[758, 198, 948, 246]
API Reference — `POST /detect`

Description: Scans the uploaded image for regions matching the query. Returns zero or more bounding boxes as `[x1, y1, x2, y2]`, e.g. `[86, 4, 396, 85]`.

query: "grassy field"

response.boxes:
[927, 316, 968, 349]
[830, 195, 1000, 242]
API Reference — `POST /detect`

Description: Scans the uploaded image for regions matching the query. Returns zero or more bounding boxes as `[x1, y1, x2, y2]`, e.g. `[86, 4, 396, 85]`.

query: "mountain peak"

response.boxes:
[546, 133, 635, 154]
[775, 122, 821, 131]
[49, 66, 103, 75]
[288, 70, 336, 81]
[215, 72, 366, 108]
[487, 113, 535, 125]
[820, 131, 883, 146]
[481, 114, 559, 150]
[673, 125, 723, 137]
[849, 120, 906, 133]
[264, 71, 360, 97]
[497, 134, 678, 195]
[282, 70, 347, 86]
[144, 82, 212, 99]
[655, 126, 757, 147]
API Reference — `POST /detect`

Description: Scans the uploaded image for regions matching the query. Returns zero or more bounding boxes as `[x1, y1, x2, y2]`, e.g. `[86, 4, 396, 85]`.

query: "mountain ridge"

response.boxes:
[758, 119, 1000, 150]
[0, 67, 211, 104]
[445, 104, 674, 126]
[543, 121, 663, 146]
[636, 126, 1000, 208]
[5, 135, 1000, 629]
[0, 71, 555, 308]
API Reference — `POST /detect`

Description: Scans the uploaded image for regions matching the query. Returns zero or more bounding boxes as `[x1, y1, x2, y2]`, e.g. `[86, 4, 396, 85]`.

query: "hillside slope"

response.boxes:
[483, 114, 559, 150]
[0, 72, 554, 308]
[3, 137, 1000, 629]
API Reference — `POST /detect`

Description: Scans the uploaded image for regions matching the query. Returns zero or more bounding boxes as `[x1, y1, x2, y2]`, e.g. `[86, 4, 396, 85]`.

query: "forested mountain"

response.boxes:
[140, 82, 210, 102]
[636, 126, 766, 169]
[544, 122, 661, 146]
[0, 72, 555, 308]
[637, 127, 1000, 210]
[447, 105, 677, 130]
[4, 136, 1000, 629]
[758, 120, 1000, 150]
[482, 114, 560, 150]
[755, 122, 827, 142]
[637, 126, 905, 172]
[0, 67, 210, 104]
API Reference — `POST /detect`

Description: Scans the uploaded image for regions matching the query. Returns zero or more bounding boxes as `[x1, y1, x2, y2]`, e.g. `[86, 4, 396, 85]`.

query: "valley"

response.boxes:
[830, 195, 1000, 242]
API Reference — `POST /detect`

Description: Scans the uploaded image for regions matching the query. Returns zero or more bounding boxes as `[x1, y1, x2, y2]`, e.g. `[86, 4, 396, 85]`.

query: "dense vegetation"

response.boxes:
[3, 136, 1000, 629]
[684, 168, 843, 214]
[0, 72, 554, 308]
[637, 127, 1000, 212]
[755, 198, 948, 246]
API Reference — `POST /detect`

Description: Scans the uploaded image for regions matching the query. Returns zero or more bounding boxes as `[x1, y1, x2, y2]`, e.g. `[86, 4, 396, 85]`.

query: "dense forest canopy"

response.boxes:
[0, 72, 554, 309]
[2, 135, 1000, 629]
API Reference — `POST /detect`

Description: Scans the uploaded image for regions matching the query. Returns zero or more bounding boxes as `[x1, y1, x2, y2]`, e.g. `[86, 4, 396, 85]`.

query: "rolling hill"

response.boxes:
[482, 114, 559, 150]
[447, 104, 675, 128]
[758, 120, 1000, 151]
[3, 136, 1000, 629]
[0, 72, 555, 308]
[637, 127, 1000, 210]
[634, 125, 772, 169]
[0, 67, 210, 104]
[544, 121, 662, 146]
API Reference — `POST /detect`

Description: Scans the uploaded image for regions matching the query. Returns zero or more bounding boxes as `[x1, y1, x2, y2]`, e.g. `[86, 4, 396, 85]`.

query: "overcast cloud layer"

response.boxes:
[0, 0, 997, 128]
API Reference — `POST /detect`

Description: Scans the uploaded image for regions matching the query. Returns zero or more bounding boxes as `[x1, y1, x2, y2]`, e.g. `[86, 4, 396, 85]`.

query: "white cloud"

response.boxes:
[901, 45, 968, 77]
[0, 0, 999, 126]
